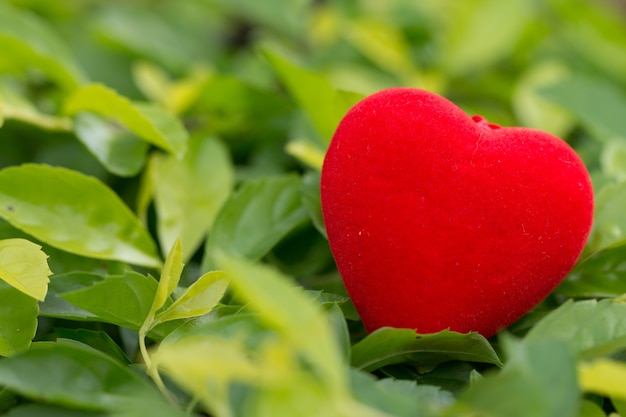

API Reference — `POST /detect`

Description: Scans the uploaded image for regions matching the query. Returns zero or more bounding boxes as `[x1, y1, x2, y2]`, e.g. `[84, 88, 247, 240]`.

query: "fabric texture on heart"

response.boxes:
[321, 87, 594, 338]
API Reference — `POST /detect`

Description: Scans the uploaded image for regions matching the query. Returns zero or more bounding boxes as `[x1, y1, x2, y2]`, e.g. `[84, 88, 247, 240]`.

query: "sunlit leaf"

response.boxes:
[0, 238, 51, 301]
[0, 164, 161, 268]
[148, 239, 183, 322]
[214, 253, 348, 396]
[64, 84, 188, 158]
[153, 271, 228, 325]
[351, 328, 502, 372]
[151, 136, 233, 262]
[0, 281, 38, 356]
[579, 359, 626, 400]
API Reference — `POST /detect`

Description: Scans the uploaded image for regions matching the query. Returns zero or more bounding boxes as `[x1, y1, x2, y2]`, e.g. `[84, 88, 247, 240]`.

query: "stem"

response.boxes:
[139, 322, 177, 405]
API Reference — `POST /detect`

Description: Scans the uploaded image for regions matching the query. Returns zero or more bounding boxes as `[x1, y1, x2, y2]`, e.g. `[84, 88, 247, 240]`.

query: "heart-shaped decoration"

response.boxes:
[321, 88, 593, 338]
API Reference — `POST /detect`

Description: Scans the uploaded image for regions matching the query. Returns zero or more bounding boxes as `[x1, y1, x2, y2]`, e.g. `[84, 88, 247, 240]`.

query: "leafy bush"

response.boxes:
[1, 0, 626, 416]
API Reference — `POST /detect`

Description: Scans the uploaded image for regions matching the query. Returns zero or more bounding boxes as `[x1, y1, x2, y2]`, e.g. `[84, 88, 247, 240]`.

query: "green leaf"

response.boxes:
[0, 238, 51, 301]
[153, 271, 228, 325]
[3, 404, 106, 417]
[350, 370, 454, 417]
[147, 239, 183, 326]
[55, 329, 130, 365]
[512, 61, 575, 137]
[0, 281, 38, 356]
[60, 271, 158, 330]
[72, 112, 149, 177]
[0, 342, 183, 415]
[351, 328, 502, 372]
[263, 49, 363, 144]
[0, 80, 72, 131]
[202, 176, 309, 271]
[0, 164, 161, 268]
[0, 3, 85, 90]
[39, 272, 103, 321]
[540, 75, 626, 142]
[151, 136, 234, 262]
[301, 171, 327, 238]
[558, 245, 626, 298]
[455, 337, 579, 417]
[585, 181, 626, 257]
[526, 299, 626, 358]
[214, 253, 348, 397]
[441, 0, 534, 75]
[64, 84, 188, 158]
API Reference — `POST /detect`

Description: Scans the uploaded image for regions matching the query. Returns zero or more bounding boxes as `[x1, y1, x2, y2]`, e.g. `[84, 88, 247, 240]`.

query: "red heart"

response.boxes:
[321, 88, 593, 338]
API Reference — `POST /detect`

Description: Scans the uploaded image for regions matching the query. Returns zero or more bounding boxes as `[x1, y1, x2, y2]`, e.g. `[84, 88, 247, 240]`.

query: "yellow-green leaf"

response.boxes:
[579, 359, 626, 399]
[0, 238, 51, 301]
[153, 271, 228, 325]
[144, 239, 183, 329]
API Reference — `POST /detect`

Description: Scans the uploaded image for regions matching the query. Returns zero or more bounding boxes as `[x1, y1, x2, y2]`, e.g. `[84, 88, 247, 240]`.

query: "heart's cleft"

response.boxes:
[472, 114, 501, 130]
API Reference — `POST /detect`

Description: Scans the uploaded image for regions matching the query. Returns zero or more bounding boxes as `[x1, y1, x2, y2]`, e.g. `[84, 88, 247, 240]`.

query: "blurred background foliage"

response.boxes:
[2, 0, 626, 292]
[3, 1, 626, 416]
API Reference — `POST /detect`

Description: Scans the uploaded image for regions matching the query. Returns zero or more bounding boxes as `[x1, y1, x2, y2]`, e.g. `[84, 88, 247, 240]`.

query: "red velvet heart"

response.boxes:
[321, 88, 594, 338]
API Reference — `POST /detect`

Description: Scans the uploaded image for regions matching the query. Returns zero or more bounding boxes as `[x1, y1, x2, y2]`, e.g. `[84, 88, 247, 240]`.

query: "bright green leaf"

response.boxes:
[72, 112, 149, 177]
[202, 176, 309, 271]
[215, 253, 348, 397]
[285, 140, 325, 170]
[351, 328, 502, 372]
[0, 342, 184, 415]
[64, 84, 188, 158]
[264, 49, 363, 144]
[579, 359, 626, 400]
[61, 271, 158, 330]
[153, 271, 228, 325]
[151, 136, 234, 262]
[0, 164, 161, 268]
[455, 337, 579, 417]
[526, 299, 626, 358]
[344, 18, 423, 87]
[579, 400, 608, 417]
[147, 239, 183, 325]
[0, 238, 51, 301]
[0, 281, 38, 356]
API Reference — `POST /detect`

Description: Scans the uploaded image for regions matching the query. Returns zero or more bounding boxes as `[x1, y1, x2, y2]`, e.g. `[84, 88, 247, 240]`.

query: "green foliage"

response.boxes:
[1, 0, 626, 416]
